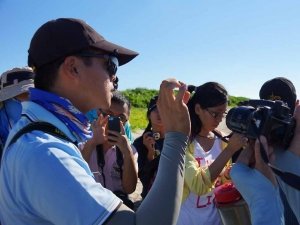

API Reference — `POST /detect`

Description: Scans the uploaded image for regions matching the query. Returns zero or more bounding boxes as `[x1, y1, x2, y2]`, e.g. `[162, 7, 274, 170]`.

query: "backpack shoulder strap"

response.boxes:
[7, 122, 78, 149]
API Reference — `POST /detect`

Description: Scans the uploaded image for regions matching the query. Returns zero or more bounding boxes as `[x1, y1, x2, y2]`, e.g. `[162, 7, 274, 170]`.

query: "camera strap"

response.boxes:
[212, 130, 229, 143]
[96, 144, 106, 187]
[96, 144, 124, 188]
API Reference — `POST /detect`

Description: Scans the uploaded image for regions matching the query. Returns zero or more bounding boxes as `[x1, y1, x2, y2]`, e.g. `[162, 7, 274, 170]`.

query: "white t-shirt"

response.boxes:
[177, 138, 224, 225]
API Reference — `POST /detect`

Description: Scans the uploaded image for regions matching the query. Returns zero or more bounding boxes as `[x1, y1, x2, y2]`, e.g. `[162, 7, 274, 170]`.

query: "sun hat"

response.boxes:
[28, 18, 139, 69]
[0, 67, 35, 102]
[259, 77, 297, 112]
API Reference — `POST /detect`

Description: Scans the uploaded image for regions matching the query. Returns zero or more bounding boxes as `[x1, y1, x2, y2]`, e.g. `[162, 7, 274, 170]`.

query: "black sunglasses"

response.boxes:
[75, 53, 118, 77]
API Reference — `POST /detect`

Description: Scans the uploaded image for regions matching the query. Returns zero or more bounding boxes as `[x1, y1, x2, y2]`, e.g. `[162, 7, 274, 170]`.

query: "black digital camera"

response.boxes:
[226, 100, 295, 148]
[148, 131, 160, 140]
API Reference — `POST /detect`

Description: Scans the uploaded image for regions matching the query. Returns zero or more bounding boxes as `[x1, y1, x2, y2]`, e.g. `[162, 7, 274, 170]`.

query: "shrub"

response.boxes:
[121, 88, 249, 130]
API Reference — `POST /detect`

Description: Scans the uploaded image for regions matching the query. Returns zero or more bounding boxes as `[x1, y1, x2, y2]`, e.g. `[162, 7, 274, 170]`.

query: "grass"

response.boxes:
[129, 107, 148, 132]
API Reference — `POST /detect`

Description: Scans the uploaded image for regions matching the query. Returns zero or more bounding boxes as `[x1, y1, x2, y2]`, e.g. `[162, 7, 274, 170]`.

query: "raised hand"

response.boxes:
[90, 114, 108, 147]
[157, 78, 190, 136]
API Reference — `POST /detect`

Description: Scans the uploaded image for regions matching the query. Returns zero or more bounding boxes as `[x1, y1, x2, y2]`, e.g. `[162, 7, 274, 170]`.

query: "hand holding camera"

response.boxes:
[147, 131, 160, 140]
[227, 133, 248, 152]
[143, 132, 156, 150]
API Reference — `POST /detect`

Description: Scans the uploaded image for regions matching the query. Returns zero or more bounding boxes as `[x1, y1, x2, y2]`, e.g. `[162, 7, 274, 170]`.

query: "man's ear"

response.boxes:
[63, 56, 79, 79]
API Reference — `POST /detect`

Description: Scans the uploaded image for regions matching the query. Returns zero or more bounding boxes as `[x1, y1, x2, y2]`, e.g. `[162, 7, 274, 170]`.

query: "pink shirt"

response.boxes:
[80, 143, 138, 192]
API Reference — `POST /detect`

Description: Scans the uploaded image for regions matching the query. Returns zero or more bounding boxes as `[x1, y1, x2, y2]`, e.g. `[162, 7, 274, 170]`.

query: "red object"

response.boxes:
[214, 182, 242, 206]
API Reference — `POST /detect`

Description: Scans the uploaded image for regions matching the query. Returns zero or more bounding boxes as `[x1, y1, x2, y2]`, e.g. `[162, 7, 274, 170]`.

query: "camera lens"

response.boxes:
[226, 106, 256, 134]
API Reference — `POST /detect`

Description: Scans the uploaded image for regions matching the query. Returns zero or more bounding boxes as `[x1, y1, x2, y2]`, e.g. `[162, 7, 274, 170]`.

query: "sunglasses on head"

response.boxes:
[75, 53, 118, 77]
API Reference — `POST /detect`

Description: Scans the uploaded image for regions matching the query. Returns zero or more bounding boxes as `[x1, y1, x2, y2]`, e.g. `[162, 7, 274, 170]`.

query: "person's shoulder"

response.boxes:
[133, 135, 143, 146]
[7, 133, 88, 179]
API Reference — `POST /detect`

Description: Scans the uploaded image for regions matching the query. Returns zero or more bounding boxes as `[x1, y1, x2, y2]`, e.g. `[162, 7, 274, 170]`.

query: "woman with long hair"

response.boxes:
[133, 96, 165, 199]
[177, 82, 248, 225]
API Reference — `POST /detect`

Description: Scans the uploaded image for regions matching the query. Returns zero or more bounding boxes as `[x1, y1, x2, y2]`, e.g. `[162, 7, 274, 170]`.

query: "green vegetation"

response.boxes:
[122, 88, 159, 108]
[129, 107, 148, 132]
[122, 88, 249, 130]
[229, 96, 249, 106]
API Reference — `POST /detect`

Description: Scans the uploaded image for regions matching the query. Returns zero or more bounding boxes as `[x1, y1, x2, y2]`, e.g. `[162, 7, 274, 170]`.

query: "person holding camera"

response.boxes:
[259, 77, 300, 225]
[230, 136, 285, 225]
[176, 83, 248, 225]
[228, 77, 300, 224]
[230, 105, 300, 224]
[0, 18, 191, 225]
[79, 91, 138, 209]
[133, 95, 165, 199]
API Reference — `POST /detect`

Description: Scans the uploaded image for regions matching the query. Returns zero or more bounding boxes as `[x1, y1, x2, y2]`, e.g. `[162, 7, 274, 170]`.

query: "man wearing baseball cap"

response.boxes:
[231, 77, 300, 224]
[259, 77, 297, 113]
[259, 77, 299, 224]
[0, 18, 191, 225]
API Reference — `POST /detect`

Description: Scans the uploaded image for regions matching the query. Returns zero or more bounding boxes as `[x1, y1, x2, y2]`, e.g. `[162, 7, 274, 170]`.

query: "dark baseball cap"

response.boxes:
[28, 18, 138, 69]
[147, 96, 158, 113]
[259, 77, 297, 112]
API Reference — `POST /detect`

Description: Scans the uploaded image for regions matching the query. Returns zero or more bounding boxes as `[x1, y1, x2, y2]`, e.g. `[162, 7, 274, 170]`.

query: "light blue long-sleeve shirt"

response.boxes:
[231, 162, 284, 225]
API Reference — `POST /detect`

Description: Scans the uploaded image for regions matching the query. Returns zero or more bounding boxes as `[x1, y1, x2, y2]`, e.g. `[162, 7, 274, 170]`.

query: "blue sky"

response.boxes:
[1, 0, 300, 98]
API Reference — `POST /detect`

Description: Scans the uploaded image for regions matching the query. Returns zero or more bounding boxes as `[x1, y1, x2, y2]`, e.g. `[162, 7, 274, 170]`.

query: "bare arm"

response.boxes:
[208, 133, 247, 182]
[121, 148, 138, 194]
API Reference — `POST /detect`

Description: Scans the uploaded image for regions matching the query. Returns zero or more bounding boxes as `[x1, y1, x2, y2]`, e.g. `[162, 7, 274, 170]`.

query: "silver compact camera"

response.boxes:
[148, 131, 160, 140]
